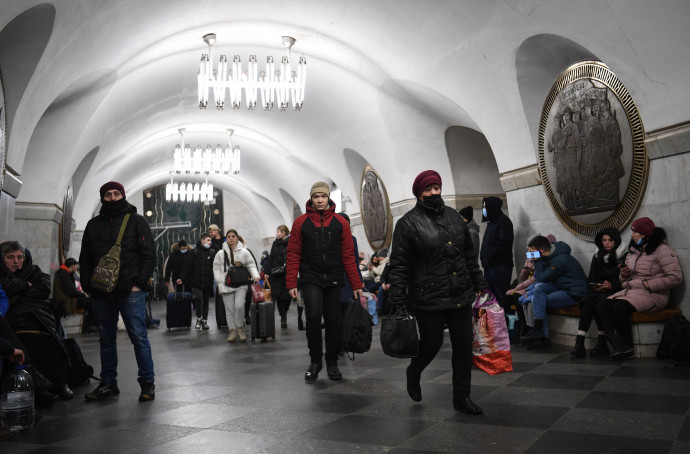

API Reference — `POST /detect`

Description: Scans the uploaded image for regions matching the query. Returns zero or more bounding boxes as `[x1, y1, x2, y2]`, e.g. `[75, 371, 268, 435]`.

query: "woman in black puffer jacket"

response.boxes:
[389, 170, 487, 415]
[570, 227, 623, 357]
[264, 225, 292, 328]
[0, 241, 72, 400]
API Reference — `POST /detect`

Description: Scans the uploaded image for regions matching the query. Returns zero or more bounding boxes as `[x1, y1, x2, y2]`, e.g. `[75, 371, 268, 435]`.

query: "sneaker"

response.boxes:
[194, 318, 201, 329]
[139, 380, 155, 401]
[85, 382, 120, 401]
[304, 363, 322, 383]
[237, 326, 247, 342]
[228, 329, 237, 343]
[201, 319, 209, 330]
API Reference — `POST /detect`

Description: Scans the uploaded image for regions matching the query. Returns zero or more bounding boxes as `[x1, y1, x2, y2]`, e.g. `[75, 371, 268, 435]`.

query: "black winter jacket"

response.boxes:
[587, 227, 623, 295]
[79, 200, 156, 300]
[165, 249, 195, 285]
[266, 236, 290, 301]
[184, 246, 215, 291]
[389, 199, 487, 311]
[480, 196, 514, 269]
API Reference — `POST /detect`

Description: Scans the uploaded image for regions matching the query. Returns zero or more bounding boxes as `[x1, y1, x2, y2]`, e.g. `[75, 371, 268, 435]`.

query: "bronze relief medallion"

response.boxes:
[538, 61, 647, 239]
[360, 165, 393, 251]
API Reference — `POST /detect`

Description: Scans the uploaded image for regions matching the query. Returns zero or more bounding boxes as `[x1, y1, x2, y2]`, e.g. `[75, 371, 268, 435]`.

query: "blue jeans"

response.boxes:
[531, 282, 577, 337]
[92, 291, 154, 384]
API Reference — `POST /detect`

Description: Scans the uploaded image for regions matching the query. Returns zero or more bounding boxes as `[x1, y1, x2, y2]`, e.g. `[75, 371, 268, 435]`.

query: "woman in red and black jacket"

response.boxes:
[287, 182, 363, 383]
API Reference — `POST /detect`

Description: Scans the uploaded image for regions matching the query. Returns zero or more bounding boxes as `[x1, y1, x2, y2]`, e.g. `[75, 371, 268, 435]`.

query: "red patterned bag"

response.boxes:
[472, 303, 513, 375]
[250, 282, 264, 303]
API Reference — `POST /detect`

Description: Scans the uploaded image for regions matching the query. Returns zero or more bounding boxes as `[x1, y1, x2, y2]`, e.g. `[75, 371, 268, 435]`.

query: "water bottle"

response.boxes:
[1, 365, 35, 431]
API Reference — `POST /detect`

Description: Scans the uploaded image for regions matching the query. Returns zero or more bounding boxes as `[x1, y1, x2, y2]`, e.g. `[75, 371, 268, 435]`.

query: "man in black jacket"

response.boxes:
[164, 240, 193, 291]
[79, 181, 156, 402]
[480, 196, 514, 311]
[389, 170, 487, 415]
[185, 234, 216, 330]
[53, 258, 98, 333]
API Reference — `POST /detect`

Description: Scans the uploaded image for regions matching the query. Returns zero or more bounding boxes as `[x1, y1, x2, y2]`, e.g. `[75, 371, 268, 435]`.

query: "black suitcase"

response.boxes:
[250, 300, 275, 342]
[166, 288, 192, 329]
[215, 291, 227, 328]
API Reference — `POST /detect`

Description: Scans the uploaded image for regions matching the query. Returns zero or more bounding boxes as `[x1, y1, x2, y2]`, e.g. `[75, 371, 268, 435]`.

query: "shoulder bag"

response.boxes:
[91, 214, 130, 293]
[224, 248, 252, 288]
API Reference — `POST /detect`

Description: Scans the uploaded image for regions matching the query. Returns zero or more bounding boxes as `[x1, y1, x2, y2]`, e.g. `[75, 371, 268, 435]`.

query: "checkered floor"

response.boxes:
[3, 299, 690, 454]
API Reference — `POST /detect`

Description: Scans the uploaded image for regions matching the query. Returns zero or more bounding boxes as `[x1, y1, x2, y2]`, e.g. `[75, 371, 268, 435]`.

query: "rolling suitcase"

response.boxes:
[166, 286, 192, 329]
[250, 300, 276, 342]
[215, 291, 228, 328]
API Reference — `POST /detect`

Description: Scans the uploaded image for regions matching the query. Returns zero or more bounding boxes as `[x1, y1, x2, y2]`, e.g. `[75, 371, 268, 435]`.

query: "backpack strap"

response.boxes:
[115, 214, 131, 246]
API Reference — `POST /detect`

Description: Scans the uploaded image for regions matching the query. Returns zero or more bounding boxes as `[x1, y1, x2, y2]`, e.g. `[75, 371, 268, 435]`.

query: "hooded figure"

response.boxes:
[479, 196, 514, 308]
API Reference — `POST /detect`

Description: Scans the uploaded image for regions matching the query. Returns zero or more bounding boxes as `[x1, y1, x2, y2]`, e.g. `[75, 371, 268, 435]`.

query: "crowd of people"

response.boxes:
[0, 174, 685, 440]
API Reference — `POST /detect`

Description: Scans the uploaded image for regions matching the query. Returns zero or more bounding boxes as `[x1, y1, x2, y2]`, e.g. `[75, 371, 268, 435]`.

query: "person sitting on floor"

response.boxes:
[598, 217, 683, 361]
[0, 241, 73, 400]
[570, 227, 623, 357]
[520, 235, 589, 350]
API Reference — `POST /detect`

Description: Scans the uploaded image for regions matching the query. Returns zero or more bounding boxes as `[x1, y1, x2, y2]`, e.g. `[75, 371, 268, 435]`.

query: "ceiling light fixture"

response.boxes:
[166, 174, 214, 203]
[198, 34, 306, 111]
[173, 128, 240, 175]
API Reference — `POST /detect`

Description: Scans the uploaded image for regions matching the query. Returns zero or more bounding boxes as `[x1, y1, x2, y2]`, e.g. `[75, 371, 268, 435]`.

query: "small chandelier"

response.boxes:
[198, 34, 307, 111]
[173, 128, 240, 175]
[166, 174, 214, 203]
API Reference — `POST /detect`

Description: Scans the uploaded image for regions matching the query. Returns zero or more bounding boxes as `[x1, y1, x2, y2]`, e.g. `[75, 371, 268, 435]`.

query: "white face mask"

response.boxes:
[482, 208, 487, 217]
[202, 243, 211, 249]
[180, 249, 188, 254]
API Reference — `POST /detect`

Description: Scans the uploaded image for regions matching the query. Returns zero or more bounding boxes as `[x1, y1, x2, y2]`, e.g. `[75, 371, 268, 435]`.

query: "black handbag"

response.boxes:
[380, 306, 419, 358]
[224, 250, 252, 288]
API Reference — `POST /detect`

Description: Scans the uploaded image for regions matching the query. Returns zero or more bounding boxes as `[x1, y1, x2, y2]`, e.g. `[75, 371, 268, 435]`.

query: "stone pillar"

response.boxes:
[0, 171, 21, 241]
[13, 202, 62, 275]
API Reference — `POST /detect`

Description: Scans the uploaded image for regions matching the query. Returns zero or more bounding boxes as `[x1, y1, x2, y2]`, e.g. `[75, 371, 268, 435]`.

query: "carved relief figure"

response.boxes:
[362, 171, 386, 243]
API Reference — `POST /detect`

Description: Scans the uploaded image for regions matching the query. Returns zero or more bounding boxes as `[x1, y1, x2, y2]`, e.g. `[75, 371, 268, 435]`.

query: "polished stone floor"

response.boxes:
[2, 299, 690, 453]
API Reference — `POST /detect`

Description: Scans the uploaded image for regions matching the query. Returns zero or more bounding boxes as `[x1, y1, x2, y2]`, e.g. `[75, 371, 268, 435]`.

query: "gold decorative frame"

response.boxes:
[359, 165, 393, 251]
[538, 61, 648, 239]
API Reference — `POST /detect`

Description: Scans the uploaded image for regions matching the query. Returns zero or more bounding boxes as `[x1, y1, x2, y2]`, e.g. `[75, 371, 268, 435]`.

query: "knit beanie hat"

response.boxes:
[99, 181, 125, 200]
[412, 170, 442, 198]
[310, 181, 330, 198]
[459, 206, 473, 221]
[631, 217, 655, 236]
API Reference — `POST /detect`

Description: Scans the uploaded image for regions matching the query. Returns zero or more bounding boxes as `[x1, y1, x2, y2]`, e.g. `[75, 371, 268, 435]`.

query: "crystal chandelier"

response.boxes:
[173, 128, 240, 175]
[198, 34, 307, 111]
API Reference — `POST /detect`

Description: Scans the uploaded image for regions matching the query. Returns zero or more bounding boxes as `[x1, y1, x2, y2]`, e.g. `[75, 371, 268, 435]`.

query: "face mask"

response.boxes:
[482, 208, 487, 217]
[422, 193, 443, 210]
[636, 238, 644, 246]
[202, 243, 211, 249]
[180, 249, 188, 254]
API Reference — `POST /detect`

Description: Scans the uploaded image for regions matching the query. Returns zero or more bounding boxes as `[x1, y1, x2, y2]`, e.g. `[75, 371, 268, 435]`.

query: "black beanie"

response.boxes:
[459, 206, 473, 221]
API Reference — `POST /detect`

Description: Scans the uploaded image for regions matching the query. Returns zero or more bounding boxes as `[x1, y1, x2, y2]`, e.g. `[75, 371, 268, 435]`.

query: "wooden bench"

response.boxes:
[546, 306, 682, 358]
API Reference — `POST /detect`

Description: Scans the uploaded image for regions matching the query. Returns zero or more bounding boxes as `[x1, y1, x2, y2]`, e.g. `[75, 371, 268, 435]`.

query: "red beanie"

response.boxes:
[99, 181, 126, 199]
[631, 217, 655, 236]
[412, 170, 442, 198]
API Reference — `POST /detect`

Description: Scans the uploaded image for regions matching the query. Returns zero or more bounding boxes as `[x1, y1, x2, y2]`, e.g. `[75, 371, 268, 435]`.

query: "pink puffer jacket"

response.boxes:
[609, 232, 683, 312]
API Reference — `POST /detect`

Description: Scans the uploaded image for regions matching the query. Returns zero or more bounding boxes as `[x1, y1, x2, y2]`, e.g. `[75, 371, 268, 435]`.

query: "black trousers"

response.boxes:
[192, 288, 212, 319]
[484, 265, 513, 312]
[597, 298, 636, 343]
[302, 284, 342, 365]
[16, 332, 68, 388]
[410, 305, 473, 399]
[577, 293, 607, 332]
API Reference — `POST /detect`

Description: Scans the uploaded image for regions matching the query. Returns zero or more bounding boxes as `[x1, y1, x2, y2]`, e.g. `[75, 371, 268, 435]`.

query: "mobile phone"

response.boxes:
[526, 251, 541, 259]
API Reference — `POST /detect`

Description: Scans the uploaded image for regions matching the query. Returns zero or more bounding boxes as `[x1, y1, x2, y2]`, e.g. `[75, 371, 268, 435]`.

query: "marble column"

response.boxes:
[13, 202, 62, 275]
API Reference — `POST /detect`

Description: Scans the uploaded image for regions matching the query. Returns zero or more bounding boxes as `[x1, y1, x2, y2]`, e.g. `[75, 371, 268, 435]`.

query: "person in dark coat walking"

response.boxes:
[287, 182, 363, 383]
[185, 234, 216, 330]
[164, 240, 193, 291]
[570, 227, 622, 357]
[389, 170, 487, 415]
[459, 205, 480, 260]
[480, 196, 514, 311]
[264, 225, 292, 328]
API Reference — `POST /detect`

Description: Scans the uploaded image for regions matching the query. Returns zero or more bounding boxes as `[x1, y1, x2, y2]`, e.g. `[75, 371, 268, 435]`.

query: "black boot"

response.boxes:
[297, 307, 305, 331]
[590, 335, 610, 357]
[570, 335, 586, 357]
[608, 333, 634, 361]
[280, 313, 287, 328]
[25, 365, 53, 393]
[522, 319, 545, 343]
[406, 365, 422, 402]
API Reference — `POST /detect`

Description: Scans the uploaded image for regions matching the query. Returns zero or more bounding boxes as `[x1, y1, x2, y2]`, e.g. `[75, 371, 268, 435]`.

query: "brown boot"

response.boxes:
[238, 326, 247, 342]
[227, 329, 237, 343]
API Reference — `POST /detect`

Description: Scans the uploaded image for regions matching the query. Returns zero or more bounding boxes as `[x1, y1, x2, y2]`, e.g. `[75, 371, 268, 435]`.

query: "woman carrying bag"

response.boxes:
[264, 225, 291, 328]
[213, 230, 260, 343]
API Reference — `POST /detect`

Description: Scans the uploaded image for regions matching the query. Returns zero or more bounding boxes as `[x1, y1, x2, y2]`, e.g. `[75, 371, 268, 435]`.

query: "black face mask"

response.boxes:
[421, 193, 444, 210]
[100, 198, 128, 215]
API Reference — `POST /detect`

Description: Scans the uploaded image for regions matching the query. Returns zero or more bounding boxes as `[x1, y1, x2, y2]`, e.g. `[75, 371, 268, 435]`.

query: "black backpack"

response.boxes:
[63, 338, 97, 387]
[656, 314, 690, 366]
[341, 297, 374, 360]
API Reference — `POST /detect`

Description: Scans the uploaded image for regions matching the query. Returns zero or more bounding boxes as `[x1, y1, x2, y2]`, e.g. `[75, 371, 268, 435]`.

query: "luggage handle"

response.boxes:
[174, 285, 186, 300]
